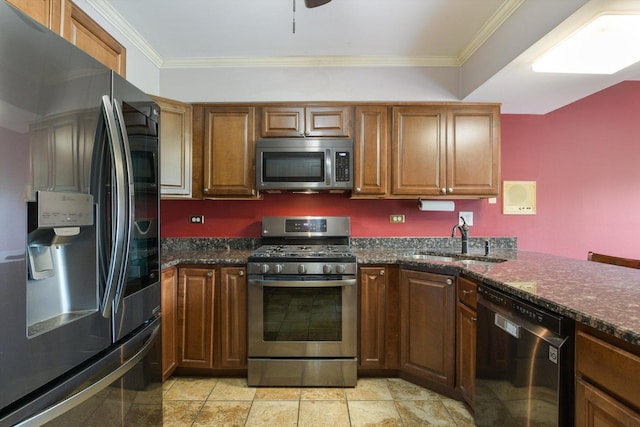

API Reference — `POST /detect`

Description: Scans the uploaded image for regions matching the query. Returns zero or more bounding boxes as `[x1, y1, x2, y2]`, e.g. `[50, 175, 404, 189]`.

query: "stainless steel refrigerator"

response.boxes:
[0, 1, 162, 425]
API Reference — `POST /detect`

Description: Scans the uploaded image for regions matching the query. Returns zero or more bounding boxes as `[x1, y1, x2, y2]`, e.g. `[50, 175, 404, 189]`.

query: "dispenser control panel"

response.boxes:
[37, 191, 94, 228]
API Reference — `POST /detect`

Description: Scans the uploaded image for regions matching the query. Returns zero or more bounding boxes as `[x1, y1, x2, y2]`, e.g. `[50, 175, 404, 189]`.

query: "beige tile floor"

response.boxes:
[163, 376, 476, 426]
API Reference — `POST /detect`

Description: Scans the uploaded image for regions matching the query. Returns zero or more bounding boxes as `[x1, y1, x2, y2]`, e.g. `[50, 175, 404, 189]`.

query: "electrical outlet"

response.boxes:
[390, 214, 405, 224]
[459, 211, 473, 226]
[190, 215, 205, 224]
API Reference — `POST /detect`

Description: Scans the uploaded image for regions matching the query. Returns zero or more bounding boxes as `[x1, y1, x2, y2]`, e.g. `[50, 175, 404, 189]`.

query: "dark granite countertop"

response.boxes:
[162, 245, 640, 346]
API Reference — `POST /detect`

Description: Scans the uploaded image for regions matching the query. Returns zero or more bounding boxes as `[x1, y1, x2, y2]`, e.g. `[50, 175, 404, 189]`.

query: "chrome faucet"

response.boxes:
[451, 217, 469, 254]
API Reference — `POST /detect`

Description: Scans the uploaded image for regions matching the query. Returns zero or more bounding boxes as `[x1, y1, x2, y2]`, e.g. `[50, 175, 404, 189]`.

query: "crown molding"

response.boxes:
[87, 0, 523, 70]
[161, 55, 460, 69]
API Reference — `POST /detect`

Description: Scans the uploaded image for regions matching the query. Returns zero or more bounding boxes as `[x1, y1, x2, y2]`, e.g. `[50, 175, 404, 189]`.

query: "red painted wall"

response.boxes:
[161, 81, 640, 260]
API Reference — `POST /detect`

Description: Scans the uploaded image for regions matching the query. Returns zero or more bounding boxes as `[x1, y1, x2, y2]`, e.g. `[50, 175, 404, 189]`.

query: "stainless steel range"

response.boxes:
[247, 216, 357, 387]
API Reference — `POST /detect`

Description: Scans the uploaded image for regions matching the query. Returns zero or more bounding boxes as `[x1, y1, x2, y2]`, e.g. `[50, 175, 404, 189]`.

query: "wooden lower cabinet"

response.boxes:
[399, 269, 456, 394]
[177, 266, 216, 369]
[218, 266, 247, 369]
[176, 265, 247, 372]
[456, 276, 478, 408]
[575, 324, 640, 426]
[161, 266, 178, 381]
[358, 265, 399, 372]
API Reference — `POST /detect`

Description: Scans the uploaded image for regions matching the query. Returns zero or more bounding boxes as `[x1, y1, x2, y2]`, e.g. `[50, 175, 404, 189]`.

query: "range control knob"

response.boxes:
[323, 264, 333, 274]
[273, 264, 283, 274]
[260, 264, 270, 274]
[298, 264, 307, 274]
[336, 264, 346, 274]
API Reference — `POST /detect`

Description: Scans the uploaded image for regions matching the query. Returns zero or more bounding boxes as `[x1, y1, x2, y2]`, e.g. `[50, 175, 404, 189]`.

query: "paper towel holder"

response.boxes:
[417, 198, 455, 212]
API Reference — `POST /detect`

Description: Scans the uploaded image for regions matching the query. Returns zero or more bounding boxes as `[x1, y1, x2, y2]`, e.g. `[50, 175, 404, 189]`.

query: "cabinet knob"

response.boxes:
[462, 290, 474, 296]
[446, 278, 453, 285]
[204, 188, 209, 193]
[356, 187, 361, 193]
[471, 317, 477, 322]
[441, 188, 447, 194]
[239, 270, 245, 276]
[380, 269, 385, 276]
[448, 187, 453, 193]
[207, 271, 213, 277]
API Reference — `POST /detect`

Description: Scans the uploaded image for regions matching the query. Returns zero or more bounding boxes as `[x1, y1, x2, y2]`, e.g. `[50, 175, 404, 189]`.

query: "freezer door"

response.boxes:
[1, 318, 162, 427]
[0, 1, 113, 412]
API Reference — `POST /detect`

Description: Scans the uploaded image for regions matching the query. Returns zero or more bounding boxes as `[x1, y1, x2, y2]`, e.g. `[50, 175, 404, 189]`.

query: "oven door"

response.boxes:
[248, 275, 357, 358]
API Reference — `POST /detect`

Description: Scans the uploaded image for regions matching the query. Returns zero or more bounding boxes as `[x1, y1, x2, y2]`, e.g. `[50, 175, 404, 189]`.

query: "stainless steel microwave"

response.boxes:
[255, 138, 353, 191]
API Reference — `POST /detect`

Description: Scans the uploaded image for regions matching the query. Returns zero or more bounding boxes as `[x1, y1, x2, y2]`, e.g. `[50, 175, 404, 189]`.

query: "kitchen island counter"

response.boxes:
[162, 247, 640, 346]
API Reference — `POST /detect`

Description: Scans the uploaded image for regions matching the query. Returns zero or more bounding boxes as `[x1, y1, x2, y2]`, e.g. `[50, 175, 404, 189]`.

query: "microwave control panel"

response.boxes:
[335, 151, 350, 182]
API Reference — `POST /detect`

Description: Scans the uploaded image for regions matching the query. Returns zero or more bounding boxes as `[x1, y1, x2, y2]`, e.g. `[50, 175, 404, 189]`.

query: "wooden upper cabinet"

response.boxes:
[260, 106, 352, 138]
[8, 0, 126, 76]
[61, 0, 126, 76]
[446, 105, 500, 196]
[201, 106, 257, 198]
[153, 96, 193, 198]
[7, 0, 61, 31]
[392, 104, 500, 197]
[392, 106, 446, 196]
[353, 106, 389, 197]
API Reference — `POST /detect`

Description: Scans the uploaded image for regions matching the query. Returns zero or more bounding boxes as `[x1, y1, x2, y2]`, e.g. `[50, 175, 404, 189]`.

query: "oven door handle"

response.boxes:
[250, 279, 356, 288]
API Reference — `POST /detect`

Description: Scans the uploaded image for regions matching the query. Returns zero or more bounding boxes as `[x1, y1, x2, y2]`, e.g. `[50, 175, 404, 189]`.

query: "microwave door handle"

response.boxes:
[325, 148, 332, 185]
[95, 95, 129, 318]
[109, 99, 135, 312]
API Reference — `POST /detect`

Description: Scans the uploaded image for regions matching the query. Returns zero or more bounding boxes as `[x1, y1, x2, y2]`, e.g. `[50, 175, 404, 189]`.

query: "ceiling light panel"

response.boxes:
[532, 14, 640, 74]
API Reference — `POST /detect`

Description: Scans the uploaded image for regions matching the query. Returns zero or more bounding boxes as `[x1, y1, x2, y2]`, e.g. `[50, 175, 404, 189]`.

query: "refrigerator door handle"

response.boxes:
[13, 322, 160, 427]
[109, 99, 135, 312]
[97, 95, 130, 318]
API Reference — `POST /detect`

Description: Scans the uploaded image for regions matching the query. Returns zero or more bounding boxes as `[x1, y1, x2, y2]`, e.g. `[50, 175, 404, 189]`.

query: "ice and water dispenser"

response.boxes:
[26, 191, 97, 336]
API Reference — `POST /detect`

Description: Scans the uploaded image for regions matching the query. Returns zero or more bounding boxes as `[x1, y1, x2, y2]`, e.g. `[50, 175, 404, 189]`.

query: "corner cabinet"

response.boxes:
[392, 104, 500, 197]
[193, 106, 258, 199]
[400, 269, 456, 393]
[153, 96, 192, 198]
[176, 265, 247, 372]
[353, 106, 390, 197]
[260, 106, 352, 138]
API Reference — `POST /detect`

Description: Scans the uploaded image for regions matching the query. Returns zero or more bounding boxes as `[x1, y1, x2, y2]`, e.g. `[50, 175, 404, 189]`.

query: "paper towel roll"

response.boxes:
[417, 199, 455, 211]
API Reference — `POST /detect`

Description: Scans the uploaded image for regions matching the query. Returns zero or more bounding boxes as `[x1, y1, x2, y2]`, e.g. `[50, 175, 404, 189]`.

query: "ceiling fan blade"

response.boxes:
[305, 0, 332, 8]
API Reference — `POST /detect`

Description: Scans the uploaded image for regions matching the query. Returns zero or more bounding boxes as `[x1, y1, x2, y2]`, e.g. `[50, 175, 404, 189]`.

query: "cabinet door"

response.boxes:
[446, 105, 500, 196]
[400, 269, 455, 387]
[202, 107, 256, 197]
[6, 0, 60, 30]
[359, 267, 388, 369]
[392, 107, 446, 195]
[177, 267, 215, 369]
[353, 106, 389, 197]
[161, 267, 177, 381]
[153, 96, 193, 198]
[305, 106, 352, 137]
[576, 378, 640, 426]
[260, 107, 305, 137]
[457, 302, 476, 407]
[60, 0, 126, 76]
[218, 266, 247, 369]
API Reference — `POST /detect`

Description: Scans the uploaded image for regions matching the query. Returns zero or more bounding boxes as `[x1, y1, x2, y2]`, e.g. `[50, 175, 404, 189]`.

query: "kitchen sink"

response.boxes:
[400, 251, 506, 265]
[404, 254, 457, 262]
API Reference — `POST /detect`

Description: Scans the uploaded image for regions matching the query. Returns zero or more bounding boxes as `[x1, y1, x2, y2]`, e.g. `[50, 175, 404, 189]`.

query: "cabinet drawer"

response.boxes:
[576, 330, 640, 411]
[457, 277, 477, 309]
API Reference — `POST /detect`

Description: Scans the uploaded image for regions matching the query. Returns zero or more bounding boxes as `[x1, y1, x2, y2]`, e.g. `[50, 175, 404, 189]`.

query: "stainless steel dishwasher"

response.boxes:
[475, 285, 574, 426]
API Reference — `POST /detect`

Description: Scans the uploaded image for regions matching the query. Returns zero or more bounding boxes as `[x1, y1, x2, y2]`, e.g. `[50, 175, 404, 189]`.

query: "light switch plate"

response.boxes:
[459, 211, 473, 226]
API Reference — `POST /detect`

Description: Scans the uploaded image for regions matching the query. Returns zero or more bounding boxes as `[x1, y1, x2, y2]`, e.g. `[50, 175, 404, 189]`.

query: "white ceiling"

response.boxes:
[92, 0, 640, 114]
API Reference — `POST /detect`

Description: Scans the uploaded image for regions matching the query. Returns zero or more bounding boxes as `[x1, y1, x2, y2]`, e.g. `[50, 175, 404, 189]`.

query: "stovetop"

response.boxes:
[250, 244, 354, 260]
